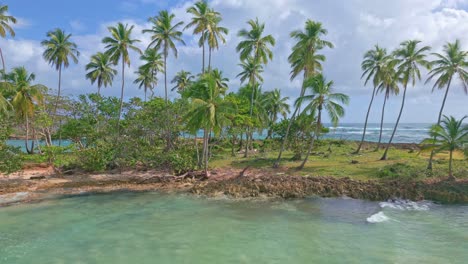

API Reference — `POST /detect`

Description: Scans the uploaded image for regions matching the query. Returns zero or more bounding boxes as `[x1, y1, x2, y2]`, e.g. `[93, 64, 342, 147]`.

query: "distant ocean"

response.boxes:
[6, 123, 431, 152]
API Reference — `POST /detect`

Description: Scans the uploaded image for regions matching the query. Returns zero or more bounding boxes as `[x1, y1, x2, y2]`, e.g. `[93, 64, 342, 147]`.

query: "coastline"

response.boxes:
[1, 167, 467, 207]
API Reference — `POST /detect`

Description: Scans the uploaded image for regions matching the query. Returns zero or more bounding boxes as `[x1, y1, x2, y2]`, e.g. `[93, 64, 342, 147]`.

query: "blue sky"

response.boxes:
[3, 0, 468, 123]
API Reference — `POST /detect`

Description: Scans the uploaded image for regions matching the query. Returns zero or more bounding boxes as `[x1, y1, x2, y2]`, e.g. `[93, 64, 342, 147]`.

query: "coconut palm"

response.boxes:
[0, 4, 16, 72]
[211, 68, 229, 93]
[374, 57, 400, 151]
[139, 48, 164, 99]
[421, 115, 468, 179]
[237, 57, 264, 86]
[381, 40, 431, 160]
[261, 89, 290, 138]
[143, 10, 185, 103]
[297, 74, 349, 169]
[1, 67, 45, 153]
[0, 88, 10, 114]
[236, 18, 275, 65]
[102, 23, 142, 123]
[354, 45, 388, 154]
[85, 52, 117, 96]
[41, 28, 79, 119]
[171, 70, 194, 93]
[184, 71, 233, 176]
[425, 40, 468, 169]
[274, 20, 333, 167]
[134, 66, 156, 102]
[206, 15, 228, 70]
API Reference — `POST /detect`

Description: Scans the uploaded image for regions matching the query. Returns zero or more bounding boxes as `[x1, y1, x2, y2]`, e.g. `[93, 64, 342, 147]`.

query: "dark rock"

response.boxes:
[30, 176, 46, 180]
[351, 160, 359, 164]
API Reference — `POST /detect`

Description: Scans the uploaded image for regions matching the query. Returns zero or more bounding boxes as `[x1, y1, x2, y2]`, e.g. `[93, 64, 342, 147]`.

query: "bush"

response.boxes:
[77, 141, 116, 172]
[0, 143, 23, 174]
[377, 163, 420, 179]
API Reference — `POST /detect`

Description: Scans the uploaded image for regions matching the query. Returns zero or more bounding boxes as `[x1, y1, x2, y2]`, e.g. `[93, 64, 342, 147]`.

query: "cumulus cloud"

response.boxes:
[1, 0, 467, 122]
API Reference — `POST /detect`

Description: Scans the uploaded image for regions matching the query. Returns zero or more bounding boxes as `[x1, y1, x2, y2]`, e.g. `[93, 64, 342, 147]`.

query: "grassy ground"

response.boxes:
[210, 140, 467, 181]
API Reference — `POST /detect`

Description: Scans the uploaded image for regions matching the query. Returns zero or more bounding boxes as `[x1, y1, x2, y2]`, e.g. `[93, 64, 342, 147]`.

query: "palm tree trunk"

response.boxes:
[0, 47, 5, 75]
[164, 51, 168, 103]
[97, 86, 101, 96]
[355, 86, 377, 154]
[195, 134, 201, 168]
[117, 57, 125, 133]
[381, 84, 408, 160]
[202, 128, 209, 175]
[202, 34, 205, 73]
[427, 77, 452, 170]
[52, 64, 63, 145]
[208, 47, 212, 71]
[375, 94, 388, 151]
[245, 83, 256, 158]
[448, 149, 454, 180]
[298, 108, 321, 170]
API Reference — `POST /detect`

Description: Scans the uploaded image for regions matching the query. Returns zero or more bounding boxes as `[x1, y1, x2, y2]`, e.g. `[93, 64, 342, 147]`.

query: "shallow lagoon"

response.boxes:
[0, 192, 466, 263]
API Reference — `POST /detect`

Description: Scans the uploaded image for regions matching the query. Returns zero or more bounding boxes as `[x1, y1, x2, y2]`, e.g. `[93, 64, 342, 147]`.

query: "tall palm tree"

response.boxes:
[185, 0, 214, 73]
[261, 89, 290, 138]
[374, 57, 400, 151]
[134, 66, 156, 101]
[143, 10, 185, 103]
[85, 52, 117, 96]
[354, 45, 387, 154]
[1, 67, 45, 153]
[297, 74, 349, 169]
[381, 40, 431, 160]
[102, 23, 142, 124]
[425, 40, 468, 169]
[274, 20, 333, 167]
[236, 18, 275, 65]
[139, 48, 164, 99]
[171, 70, 194, 93]
[184, 71, 233, 176]
[206, 15, 228, 70]
[421, 115, 468, 179]
[0, 4, 16, 73]
[41, 28, 79, 120]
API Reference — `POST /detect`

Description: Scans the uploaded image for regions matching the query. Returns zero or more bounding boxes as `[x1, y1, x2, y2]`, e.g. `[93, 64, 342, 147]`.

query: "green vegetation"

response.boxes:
[0, 2, 467, 184]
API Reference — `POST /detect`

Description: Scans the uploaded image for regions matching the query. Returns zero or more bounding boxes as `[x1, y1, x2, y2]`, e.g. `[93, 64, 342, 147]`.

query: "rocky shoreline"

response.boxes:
[1, 167, 467, 206]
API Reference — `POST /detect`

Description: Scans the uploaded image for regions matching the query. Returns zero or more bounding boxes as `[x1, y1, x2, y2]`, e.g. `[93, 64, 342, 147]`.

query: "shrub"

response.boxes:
[377, 163, 419, 179]
[0, 143, 23, 174]
[77, 141, 116, 172]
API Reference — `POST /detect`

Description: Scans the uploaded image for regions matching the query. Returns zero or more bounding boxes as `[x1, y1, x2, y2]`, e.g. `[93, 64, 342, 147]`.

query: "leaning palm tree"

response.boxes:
[184, 71, 233, 176]
[274, 20, 333, 167]
[85, 52, 117, 96]
[41, 28, 79, 120]
[0, 4, 16, 72]
[374, 57, 400, 151]
[139, 48, 164, 99]
[143, 10, 185, 103]
[1, 67, 45, 153]
[354, 45, 388, 154]
[421, 115, 468, 180]
[381, 40, 431, 160]
[134, 66, 156, 101]
[297, 74, 349, 169]
[102, 23, 142, 123]
[171, 70, 194, 93]
[425, 40, 468, 169]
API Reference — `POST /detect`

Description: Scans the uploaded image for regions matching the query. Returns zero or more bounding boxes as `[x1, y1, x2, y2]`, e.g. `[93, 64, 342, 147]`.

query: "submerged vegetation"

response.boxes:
[0, 2, 467, 192]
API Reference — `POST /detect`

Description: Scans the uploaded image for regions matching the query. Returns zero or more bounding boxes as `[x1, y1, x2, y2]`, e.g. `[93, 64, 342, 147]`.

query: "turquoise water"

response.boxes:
[0, 193, 466, 263]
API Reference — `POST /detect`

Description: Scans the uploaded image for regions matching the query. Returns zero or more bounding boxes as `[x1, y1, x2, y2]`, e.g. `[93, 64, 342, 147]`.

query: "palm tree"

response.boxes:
[139, 48, 164, 99]
[381, 40, 431, 160]
[274, 20, 333, 167]
[184, 71, 233, 176]
[0, 4, 16, 73]
[206, 15, 228, 70]
[171, 70, 194, 93]
[297, 74, 349, 169]
[143, 10, 185, 103]
[421, 115, 468, 179]
[1, 67, 45, 153]
[102, 23, 142, 124]
[236, 18, 275, 65]
[261, 89, 290, 138]
[0, 86, 11, 114]
[133, 66, 156, 101]
[425, 40, 468, 169]
[85, 52, 117, 96]
[185, 1, 214, 72]
[237, 57, 264, 86]
[354, 45, 388, 154]
[374, 57, 400, 151]
[41, 28, 79, 120]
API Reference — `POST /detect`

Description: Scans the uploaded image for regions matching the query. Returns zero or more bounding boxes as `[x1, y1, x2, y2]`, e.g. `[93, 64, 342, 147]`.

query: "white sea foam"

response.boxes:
[379, 199, 431, 211]
[366, 212, 390, 223]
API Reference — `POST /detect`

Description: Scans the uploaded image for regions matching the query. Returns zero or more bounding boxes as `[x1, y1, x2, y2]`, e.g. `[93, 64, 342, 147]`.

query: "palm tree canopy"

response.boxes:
[140, 48, 164, 75]
[237, 56, 264, 84]
[206, 15, 228, 51]
[143, 10, 185, 57]
[102, 23, 142, 66]
[85, 52, 117, 88]
[261, 88, 290, 121]
[376, 56, 401, 98]
[236, 18, 276, 64]
[41, 28, 80, 70]
[297, 74, 350, 126]
[426, 39, 468, 93]
[393, 40, 431, 87]
[289, 20, 333, 80]
[171, 70, 194, 92]
[133, 66, 156, 94]
[0, 4, 16, 38]
[361, 45, 388, 87]
[421, 115, 468, 153]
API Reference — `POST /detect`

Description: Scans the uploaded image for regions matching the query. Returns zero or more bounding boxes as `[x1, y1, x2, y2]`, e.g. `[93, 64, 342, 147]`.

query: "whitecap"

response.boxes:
[379, 199, 431, 211]
[366, 211, 389, 223]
